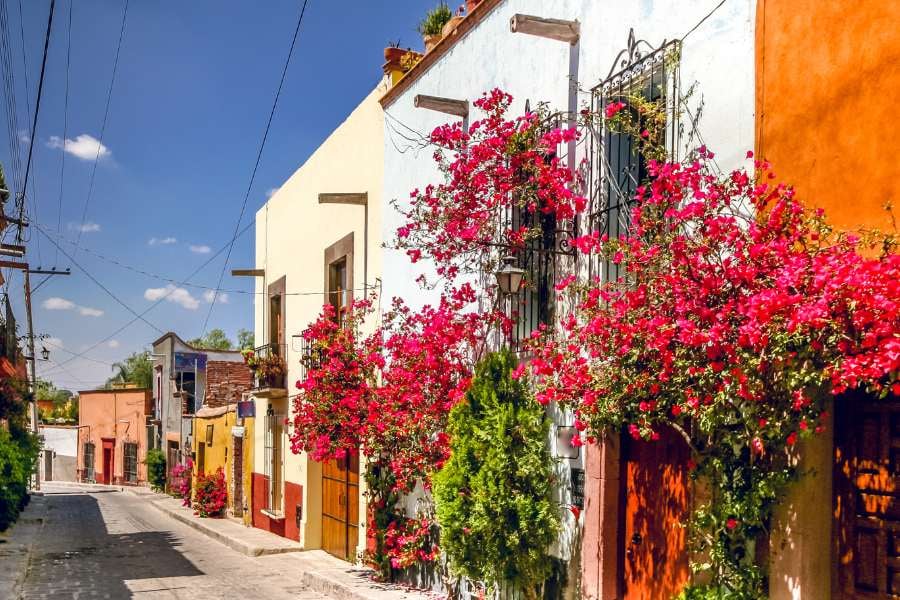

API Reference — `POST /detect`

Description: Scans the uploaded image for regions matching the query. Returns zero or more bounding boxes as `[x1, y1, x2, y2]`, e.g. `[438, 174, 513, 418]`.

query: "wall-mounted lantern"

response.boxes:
[494, 256, 525, 296]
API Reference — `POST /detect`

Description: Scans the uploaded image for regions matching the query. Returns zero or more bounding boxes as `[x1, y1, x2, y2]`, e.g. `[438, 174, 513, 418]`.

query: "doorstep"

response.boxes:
[296, 552, 436, 600]
[146, 494, 303, 557]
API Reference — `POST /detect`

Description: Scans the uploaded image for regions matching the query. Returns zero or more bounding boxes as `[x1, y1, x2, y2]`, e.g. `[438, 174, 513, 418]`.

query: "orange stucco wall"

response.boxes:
[78, 389, 151, 484]
[755, 0, 900, 232]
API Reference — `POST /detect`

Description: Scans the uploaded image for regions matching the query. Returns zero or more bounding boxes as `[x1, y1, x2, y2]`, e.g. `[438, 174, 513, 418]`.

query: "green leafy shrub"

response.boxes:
[0, 426, 40, 531]
[417, 2, 452, 36]
[144, 448, 166, 492]
[433, 350, 559, 599]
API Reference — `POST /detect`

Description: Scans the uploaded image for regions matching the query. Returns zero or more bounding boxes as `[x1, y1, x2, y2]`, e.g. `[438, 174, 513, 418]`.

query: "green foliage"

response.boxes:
[144, 448, 167, 492]
[107, 351, 153, 389]
[433, 350, 558, 599]
[188, 328, 233, 350]
[39, 399, 77, 425]
[417, 2, 451, 36]
[236, 328, 254, 350]
[35, 378, 73, 406]
[0, 426, 40, 531]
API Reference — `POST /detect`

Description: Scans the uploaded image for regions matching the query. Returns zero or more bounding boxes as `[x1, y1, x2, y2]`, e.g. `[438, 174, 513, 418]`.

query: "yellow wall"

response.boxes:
[252, 82, 385, 556]
[241, 416, 254, 526]
[191, 411, 236, 508]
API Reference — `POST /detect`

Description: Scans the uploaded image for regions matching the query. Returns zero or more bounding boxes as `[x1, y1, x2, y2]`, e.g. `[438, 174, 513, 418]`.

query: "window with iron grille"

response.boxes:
[264, 410, 283, 513]
[83, 442, 95, 482]
[299, 336, 323, 381]
[590, 33, 680, 283]
[123, 442, 138, 483]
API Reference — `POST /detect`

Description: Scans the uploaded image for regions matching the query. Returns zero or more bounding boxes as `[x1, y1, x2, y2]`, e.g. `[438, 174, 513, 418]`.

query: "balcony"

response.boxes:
[249, 343, 287, 398]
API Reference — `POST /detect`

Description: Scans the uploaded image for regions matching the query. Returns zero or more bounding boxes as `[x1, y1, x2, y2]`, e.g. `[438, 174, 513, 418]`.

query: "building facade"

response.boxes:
[380, 0, 755, 597]
[150, 332, 250, 486]
[248, 82, 385, 558]
[38, 425, 78, 482]
[77, 388, 152, 485]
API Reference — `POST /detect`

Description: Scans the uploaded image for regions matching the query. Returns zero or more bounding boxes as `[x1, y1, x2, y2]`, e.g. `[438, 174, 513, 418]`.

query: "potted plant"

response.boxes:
[256, 352, 287, 388]
[384, 40, 407, 64]
[417, 3, 452, 52]
[442, 5, 465, 37]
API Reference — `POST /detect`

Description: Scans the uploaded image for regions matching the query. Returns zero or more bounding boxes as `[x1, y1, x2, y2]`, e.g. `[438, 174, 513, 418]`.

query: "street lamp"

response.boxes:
[495, 256, 525, 295]
[40, 346, 49, 361]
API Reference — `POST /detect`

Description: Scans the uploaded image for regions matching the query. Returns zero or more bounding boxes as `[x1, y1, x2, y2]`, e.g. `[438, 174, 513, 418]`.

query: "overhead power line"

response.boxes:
[55, 0, 72, 267]
[73, 0, 129, 257]
[34, 222, 164, 335]
[19, 0, 55, 249]
[201, 0, 311, 335]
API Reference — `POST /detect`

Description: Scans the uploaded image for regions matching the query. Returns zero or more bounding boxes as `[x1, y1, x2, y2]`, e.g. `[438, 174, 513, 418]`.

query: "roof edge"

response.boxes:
[380, 0, 505, 108]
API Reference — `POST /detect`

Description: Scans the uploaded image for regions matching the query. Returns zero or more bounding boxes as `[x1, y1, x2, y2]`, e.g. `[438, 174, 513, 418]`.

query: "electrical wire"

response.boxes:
[201, 0, 310, 335]
[35, 222, 165, 335]
[72, 0, 129, 258]
[55, 0, 72, 267]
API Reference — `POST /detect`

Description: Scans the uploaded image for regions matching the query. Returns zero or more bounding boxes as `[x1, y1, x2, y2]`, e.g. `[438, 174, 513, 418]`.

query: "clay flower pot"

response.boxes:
[384, 47, 408, 63]
[423, 33, 441, 52]
[442, 15, 464, 37]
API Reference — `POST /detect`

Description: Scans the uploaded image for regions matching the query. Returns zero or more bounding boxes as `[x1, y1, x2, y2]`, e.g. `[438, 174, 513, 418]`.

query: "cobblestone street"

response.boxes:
[14, 484, 332, 599]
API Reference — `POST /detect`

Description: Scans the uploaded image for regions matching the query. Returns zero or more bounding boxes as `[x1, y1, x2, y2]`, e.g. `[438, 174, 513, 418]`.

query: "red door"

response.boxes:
[834, 391, 900, 599]
[622, 426, 691, 600]
[101, 439, 115, 485]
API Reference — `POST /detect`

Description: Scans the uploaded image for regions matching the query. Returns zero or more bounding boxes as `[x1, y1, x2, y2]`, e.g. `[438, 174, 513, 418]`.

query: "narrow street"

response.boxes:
[17, 483, 330, 599]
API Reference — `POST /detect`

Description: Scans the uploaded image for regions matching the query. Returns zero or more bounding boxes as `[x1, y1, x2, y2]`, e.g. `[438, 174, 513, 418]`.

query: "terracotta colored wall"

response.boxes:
[251, 471, 285, 538]
[284, 482, 303, 541]
[756, 0, 900, 232]
[78, 389, 151, 484]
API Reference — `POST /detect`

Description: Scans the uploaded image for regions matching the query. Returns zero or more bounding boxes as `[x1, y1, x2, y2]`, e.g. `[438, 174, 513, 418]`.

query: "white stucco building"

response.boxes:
[378, 0, 755, 597]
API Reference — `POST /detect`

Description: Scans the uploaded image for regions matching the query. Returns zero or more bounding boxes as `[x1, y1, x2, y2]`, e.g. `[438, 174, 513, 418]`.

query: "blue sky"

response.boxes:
[0, 0, 435, 391]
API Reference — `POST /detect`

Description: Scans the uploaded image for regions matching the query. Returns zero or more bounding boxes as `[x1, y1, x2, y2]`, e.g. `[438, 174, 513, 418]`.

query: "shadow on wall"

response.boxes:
[22, 491, 203, 598]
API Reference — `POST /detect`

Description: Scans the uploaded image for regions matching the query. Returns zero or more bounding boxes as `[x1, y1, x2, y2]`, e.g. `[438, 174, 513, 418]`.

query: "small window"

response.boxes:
[264, 409, 284, 513]
[328, 258, 348, 325]
[123, 442, 138, 483]
[83, 442, 95, 482]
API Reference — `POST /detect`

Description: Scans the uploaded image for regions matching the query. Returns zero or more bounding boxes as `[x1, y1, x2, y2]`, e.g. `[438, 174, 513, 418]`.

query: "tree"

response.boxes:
[434, 351, 558, 599]
[34, 378, 73, 406]
[107, 352, 153, 389]
[188, 328, 233, 350]
[237, 328, 254, 350]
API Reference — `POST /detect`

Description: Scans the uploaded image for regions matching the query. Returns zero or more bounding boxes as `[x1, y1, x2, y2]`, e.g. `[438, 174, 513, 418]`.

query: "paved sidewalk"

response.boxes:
[135, 489, 432, 600]
[0, 494, 48, 599]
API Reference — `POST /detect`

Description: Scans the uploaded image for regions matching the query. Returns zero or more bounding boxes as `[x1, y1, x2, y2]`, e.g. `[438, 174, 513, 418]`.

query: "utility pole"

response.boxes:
[1, 262, 72, 491]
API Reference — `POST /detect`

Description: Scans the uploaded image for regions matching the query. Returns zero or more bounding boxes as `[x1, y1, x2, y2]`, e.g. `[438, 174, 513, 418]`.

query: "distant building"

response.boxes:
[149, 332, 251, 487]
[38, 425, 78, 482]
[77, 388, 152, 485]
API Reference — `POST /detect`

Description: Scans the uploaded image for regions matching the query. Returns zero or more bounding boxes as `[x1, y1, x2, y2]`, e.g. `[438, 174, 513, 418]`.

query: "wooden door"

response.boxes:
[322, 454, 360, 561]
[834, 392, 900, 599]
[102, 439, 115, 485]
[622, 426, 691, 600]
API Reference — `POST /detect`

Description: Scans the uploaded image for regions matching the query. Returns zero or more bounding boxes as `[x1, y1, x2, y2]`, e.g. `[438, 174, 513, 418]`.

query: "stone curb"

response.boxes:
[301, 569, 376, 600]
[147, 499, 303, 557]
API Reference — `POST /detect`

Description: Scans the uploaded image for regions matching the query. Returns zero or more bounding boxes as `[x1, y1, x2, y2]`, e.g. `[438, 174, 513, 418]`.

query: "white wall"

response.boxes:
[381, 0, 755, 309]
[40, 426, 78, 457]
[380, 0, 756, 567]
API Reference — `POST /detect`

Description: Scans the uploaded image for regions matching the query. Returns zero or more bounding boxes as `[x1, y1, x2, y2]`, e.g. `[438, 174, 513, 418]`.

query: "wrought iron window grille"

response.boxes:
[587, 29, 681, 284]
[123, 442, 138, 483]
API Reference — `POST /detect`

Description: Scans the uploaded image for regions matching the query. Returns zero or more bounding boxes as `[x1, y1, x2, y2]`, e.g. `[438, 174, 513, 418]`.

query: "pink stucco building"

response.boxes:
[77, 388, 152, 485]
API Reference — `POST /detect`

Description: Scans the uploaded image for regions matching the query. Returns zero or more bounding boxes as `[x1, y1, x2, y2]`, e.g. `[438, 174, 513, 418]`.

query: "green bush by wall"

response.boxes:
[144, 448, 167, 492]
[0, 426, 40, 531]
[433, 350, 559, 599]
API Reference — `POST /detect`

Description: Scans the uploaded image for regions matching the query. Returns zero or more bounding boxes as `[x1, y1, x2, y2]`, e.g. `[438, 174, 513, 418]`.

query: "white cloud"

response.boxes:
[189, 244, 211, 254]
[18, 130, 30, 144]
[47, 134, 111, 161]
[43, 297, 75, 311]
[203, 289, 229, 304]
[107, 340, 120, 348]
[148, 236, 177, 246]
[144, 285, 200, 310]
[266, 187, 280, 199]
[68, 222, 101, 233]
[42, 296, 103, 317]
